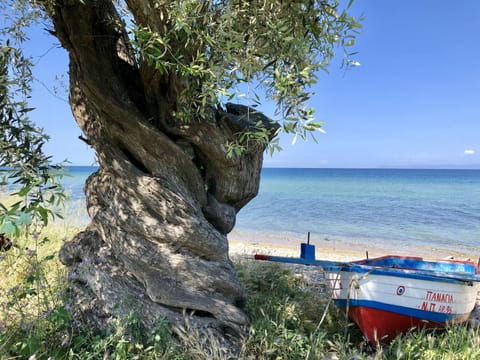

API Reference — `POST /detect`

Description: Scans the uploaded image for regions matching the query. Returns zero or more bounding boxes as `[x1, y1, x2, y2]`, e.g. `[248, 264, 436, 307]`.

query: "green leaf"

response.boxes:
[42, 254, 55, 262]
[0, 221, 17, 236]
[16, 211, 31, 226]
[37, 207, 49, 226]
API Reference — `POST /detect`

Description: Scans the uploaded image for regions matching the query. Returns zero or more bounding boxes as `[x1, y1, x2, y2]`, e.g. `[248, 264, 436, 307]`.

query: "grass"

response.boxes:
[1, 219, 480, 359]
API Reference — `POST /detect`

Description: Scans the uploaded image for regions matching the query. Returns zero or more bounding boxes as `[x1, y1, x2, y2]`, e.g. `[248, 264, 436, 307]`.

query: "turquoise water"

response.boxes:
[62, 167, 480, 257]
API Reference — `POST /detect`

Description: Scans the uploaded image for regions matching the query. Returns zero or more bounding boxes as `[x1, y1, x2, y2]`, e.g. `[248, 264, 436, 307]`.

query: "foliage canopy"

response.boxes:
[2, 0, 361, 153]
[132, 0, 361, 149]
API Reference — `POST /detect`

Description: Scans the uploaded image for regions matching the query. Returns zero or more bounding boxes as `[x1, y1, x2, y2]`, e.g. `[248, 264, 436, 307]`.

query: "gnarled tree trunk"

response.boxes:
[49, 0, 278, 347]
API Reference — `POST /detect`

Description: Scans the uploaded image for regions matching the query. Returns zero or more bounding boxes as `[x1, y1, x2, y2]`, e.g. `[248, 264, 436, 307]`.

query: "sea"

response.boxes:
[60, 166, 480, 258]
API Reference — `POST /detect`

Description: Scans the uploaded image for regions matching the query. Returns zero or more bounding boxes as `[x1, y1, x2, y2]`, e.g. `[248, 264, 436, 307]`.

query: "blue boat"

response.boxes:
[254, 240, 480, 344]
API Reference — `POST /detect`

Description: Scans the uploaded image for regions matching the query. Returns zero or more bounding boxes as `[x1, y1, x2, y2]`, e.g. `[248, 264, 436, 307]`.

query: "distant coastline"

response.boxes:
[66, 165, 480, 170]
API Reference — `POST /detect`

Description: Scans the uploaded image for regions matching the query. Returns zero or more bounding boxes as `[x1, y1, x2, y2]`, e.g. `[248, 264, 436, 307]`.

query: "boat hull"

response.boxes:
[254, 250, 480, 344]
[326, 266, 480, 344]
[344, 306, 470, 344]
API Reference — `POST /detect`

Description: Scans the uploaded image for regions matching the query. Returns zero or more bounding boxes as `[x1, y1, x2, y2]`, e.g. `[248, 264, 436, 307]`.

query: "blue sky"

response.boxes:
[26, 1, 480, 168]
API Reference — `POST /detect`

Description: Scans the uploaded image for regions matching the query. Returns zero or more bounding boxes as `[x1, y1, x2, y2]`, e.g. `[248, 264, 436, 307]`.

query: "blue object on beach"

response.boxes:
[300, 243, 315, 260]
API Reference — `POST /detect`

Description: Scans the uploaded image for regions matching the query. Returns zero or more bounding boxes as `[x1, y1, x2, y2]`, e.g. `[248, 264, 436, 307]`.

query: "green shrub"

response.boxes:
[1, 217, 479, 359]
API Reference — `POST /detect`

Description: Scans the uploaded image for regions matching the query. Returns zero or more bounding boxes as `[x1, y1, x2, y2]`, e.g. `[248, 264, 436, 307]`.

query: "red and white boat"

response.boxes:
[254, 242, 480, 344]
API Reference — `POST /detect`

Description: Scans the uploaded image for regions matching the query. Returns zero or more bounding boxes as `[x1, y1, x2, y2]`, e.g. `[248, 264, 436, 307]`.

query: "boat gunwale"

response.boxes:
[325, 264, 480, 285]
[254, 254, 480, 284]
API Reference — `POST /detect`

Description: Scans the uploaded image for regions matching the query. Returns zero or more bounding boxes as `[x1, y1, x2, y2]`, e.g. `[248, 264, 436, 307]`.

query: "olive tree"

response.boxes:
[1, 0, 360, 347]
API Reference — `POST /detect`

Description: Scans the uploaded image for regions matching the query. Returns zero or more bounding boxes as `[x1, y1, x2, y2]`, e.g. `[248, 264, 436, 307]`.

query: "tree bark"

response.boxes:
[49, 0, 278, 347]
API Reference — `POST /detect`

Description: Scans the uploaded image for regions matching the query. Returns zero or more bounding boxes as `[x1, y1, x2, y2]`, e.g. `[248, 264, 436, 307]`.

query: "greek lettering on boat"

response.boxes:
[419, 291, 455, 313]
[425, 290, 454, 303]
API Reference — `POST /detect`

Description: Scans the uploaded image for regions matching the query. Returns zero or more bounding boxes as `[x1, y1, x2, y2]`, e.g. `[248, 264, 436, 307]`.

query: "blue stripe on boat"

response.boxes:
[333, 299, 462, 323]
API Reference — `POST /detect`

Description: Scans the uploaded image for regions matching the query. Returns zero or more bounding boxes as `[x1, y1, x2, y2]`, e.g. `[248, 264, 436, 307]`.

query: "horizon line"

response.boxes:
[63, 164, 480, 171]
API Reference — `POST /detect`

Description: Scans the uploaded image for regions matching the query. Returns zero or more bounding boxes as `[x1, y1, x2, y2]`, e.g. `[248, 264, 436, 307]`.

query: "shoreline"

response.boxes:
[228, 237, 479, 262]
[229, 239, 365, 261]
[3, 189, 478, 261]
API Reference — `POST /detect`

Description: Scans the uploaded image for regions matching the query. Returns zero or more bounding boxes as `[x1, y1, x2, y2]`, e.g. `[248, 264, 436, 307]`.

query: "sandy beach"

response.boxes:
[228, 237, 479, 263]
[229, 238, 364, 261]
